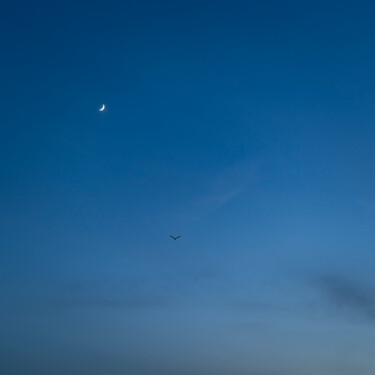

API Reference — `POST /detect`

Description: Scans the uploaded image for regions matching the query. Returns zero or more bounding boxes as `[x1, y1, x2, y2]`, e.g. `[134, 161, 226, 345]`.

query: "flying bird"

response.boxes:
[169, 235, 181, 240]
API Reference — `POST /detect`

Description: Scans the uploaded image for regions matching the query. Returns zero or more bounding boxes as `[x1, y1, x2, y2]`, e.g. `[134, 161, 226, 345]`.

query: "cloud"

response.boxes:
[315, 274, 375, 320]
[186, 161, 257, 216]
[3, 268, 228, 313]
[195, 187, 244, 208]
[1, 277, 177, 313]
[52, 287, 170, 310]
[53, 277, 182, 310]
[55, 271, 221, 310]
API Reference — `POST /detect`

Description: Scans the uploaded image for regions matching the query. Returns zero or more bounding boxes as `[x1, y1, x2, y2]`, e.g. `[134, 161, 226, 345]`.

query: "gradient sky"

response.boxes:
[2, 1, 375, 374]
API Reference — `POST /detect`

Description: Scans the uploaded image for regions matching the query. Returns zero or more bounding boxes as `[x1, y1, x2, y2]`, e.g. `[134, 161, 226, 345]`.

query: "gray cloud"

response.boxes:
[315, 275, 375, 320]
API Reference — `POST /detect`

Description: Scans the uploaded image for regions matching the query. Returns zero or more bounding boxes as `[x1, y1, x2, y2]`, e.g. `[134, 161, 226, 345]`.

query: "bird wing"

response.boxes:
[175, 236, 181, 239]
[169, 235, 175, 239]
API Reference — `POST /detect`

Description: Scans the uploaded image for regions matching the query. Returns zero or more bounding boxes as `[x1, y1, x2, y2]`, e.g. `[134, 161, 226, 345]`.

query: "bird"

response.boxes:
[169, 235, 181, 240]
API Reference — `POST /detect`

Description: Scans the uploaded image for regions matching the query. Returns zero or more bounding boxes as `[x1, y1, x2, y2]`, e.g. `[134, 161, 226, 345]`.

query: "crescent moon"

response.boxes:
[99, 104, 105, 111]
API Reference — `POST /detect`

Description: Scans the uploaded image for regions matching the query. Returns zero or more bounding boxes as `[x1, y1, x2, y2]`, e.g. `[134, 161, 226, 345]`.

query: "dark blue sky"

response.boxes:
[2, 1, 375, 374]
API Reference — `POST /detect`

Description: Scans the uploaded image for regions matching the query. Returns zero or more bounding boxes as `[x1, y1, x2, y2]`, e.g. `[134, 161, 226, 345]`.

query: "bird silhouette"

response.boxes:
[169, 235, 181, 240]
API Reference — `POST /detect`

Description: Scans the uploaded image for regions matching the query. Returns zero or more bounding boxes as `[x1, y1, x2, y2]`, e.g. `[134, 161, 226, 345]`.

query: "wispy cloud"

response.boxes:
[1, 277, 177, 313]
[195, 187, 244, 208]
[51, 280, 171, 309]
[3, 268, 229, 313]
[177, 161, 257, 220]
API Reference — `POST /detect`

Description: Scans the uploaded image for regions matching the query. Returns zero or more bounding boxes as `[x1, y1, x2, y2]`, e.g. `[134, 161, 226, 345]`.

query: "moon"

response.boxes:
[99, 104, 105, 112]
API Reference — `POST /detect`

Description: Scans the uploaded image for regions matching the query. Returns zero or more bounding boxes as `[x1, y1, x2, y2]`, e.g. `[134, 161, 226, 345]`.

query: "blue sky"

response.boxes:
[2, 1, 375, 374]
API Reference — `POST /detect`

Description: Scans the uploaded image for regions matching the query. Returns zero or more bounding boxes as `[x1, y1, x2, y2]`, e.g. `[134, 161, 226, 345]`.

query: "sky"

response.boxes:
[1, 0, 375, 374]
